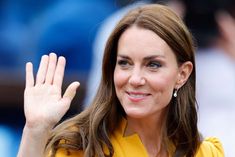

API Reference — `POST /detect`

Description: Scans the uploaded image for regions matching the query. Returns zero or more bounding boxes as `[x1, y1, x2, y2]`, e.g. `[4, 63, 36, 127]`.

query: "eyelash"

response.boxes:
[147, 61, 162, 69]
[117, 59, 162, 70]
[117, 59, 130, 67]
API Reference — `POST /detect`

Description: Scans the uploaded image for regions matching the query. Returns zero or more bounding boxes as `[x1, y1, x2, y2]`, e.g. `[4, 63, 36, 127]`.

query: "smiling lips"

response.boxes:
[126, 91, 151, 102]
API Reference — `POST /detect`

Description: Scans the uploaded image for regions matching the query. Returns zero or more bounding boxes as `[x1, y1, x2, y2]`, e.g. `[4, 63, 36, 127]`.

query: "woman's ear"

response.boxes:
[175, 61, 193, 88]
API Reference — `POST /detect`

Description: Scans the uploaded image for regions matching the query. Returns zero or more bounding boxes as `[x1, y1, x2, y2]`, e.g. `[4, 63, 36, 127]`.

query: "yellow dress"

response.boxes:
[55, 118, 224, 157]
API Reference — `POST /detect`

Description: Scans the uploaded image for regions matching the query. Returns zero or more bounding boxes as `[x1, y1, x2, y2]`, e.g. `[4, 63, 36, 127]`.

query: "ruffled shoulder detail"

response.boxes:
[196, 137, 225, 157]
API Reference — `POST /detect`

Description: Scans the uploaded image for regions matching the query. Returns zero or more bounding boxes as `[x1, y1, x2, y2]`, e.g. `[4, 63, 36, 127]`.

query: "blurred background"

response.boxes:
[0, 0, 235, 156]
[0, 0, 121, 156]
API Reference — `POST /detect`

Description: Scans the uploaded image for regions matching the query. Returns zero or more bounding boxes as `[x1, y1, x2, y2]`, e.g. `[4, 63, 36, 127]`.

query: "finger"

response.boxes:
[45, 53, 57, 84]
[62, 82, 80, 105]
[53, 56, 66, 87]
[25, 62, 34, 87]
[36, 55, 49, 84]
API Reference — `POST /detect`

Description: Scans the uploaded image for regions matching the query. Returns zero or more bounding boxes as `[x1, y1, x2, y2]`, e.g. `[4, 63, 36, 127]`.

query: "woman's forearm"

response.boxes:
[17, 125, 51, 157]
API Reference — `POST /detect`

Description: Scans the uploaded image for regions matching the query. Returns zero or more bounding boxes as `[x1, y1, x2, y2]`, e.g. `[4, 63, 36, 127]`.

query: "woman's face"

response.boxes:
[114, 26, 181, 119]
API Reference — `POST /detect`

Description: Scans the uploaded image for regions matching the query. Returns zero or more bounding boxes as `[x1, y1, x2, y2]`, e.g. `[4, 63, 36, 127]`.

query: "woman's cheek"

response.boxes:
[114, 69, 129, 87]
[149, 73, 176, 93]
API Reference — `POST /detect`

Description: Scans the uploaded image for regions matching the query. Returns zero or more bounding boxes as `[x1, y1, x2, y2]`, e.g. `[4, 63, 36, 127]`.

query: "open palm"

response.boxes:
[24, 53, 80, 129]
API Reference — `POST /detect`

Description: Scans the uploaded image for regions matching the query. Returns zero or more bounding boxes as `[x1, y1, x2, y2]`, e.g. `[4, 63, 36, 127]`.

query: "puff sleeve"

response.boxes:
[196, 137, 225, 157]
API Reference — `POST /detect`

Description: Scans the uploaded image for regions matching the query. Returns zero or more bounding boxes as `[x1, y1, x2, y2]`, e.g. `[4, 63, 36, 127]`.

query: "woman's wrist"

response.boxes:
[17, 124, 51, 157]
[23, 122, 52, 138]
[24, 118, 56, 130]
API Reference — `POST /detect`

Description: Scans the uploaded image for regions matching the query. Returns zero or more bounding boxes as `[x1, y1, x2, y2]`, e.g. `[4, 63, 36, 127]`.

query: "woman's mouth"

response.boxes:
[126, 91, 150, 102]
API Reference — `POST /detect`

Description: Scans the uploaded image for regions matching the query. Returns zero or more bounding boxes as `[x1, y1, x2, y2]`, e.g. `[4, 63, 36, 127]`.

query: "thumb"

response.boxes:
[62, 81, 80, 105]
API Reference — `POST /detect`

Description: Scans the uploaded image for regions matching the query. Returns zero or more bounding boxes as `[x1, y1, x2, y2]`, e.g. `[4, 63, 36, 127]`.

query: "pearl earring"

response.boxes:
[173, 89, 178, 97]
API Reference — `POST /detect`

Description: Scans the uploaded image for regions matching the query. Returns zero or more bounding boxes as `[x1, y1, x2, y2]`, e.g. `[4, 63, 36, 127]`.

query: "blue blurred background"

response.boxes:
[0, 0, 122, 156]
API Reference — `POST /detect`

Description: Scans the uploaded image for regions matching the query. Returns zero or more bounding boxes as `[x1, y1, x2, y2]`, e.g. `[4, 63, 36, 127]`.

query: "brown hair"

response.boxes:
[46, 4, 200, 157]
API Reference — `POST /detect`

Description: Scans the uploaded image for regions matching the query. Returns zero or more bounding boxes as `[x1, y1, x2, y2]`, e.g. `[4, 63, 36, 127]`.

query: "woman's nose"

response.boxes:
[128, 69, 146, 87]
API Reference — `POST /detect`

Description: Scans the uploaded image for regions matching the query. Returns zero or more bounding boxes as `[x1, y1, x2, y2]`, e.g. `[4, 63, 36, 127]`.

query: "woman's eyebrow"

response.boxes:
[143, 54, 165, 61]
[117, 54, 130, 59]
[117, 54, 165, 60]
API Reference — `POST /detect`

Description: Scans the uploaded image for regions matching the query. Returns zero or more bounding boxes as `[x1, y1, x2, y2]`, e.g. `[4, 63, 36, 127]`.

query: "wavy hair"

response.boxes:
[45, 4, 200, 157]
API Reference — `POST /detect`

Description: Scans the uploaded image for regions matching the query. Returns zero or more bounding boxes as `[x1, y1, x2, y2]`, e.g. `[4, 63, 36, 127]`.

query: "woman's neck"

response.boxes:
[125, 113, 168, 157]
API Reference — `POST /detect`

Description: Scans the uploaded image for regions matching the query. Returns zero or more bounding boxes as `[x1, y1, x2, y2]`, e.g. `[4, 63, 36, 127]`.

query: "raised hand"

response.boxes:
[24, 53, 80, 130]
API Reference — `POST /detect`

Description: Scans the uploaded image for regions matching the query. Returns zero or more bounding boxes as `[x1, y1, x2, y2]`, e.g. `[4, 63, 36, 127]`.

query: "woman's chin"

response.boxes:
[124, 109, 147, 119]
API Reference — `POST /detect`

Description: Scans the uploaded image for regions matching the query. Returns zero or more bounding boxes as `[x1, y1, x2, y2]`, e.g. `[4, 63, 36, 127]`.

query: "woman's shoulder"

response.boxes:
[195, 137, 224, 157]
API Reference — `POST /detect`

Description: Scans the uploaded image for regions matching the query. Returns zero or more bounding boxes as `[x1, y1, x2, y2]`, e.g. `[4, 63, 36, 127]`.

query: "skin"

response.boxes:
[17, 53, 80, 157]
[114, 26, 193, 157]
[216, 12, 235, 60]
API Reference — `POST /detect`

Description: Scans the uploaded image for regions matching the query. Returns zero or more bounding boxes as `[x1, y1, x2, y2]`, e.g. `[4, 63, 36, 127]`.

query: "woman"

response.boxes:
[17, 4, 224, 157]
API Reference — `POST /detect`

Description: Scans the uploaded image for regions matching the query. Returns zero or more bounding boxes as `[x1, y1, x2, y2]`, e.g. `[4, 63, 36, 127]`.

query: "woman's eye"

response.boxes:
[147, 61, 162, 68]
[117, 60, 129, 67]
